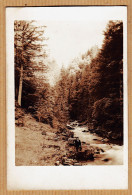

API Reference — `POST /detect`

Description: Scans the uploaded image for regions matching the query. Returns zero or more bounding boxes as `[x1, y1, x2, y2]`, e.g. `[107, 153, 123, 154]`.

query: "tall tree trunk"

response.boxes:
[18, 64, 23, 106]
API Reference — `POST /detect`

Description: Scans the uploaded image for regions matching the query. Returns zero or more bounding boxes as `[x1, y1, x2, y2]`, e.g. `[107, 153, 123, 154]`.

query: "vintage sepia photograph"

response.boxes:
[6, 6, 128, 190]
[15, 16, 124, 167]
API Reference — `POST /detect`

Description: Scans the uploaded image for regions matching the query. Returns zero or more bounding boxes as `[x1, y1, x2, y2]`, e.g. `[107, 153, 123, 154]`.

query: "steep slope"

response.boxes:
[15, 112, 69, 166]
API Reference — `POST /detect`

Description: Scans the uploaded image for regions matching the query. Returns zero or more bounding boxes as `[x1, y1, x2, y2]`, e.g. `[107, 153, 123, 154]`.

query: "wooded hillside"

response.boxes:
[15, 20, 123, 144]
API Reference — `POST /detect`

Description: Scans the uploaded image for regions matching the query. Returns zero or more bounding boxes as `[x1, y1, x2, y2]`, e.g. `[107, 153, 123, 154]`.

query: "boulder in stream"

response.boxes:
[82, 130, 89, 133]
[75, 150, 94, 160]
[66, 124, 74, 130]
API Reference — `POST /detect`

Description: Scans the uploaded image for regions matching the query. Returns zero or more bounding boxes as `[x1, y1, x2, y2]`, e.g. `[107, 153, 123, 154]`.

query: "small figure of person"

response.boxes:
[75, 138, 82, 152]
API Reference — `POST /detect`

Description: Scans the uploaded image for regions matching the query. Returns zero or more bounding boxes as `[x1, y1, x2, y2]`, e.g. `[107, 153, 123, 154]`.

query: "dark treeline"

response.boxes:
[15, 20, 123, 144]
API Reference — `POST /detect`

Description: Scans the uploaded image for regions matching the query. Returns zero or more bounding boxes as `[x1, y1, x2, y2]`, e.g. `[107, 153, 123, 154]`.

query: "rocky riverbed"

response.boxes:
[15, 111, 123, 166]
[68, 121, 123, 165]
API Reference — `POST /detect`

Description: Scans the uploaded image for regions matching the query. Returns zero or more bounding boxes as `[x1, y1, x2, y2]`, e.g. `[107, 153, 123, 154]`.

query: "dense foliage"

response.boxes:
[14, 20, 47, 107]
[66, 21, 123, 142]
[15, 20, 123, 143]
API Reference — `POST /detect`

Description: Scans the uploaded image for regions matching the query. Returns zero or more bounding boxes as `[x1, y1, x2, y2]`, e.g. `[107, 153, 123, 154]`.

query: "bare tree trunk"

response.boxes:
[18, 64, 23, 106]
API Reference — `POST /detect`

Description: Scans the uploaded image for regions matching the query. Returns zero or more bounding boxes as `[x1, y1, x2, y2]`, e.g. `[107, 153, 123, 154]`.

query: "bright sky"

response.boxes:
[7, 6, 127, 68]
[43, 20, 107, 68]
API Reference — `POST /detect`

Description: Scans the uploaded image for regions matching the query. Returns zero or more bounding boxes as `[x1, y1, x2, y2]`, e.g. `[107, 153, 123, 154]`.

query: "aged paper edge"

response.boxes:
[0, 0, 131, 195]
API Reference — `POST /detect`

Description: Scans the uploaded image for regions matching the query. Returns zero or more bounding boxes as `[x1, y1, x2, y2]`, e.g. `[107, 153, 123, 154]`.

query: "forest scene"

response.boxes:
[15, 19, 123, 166]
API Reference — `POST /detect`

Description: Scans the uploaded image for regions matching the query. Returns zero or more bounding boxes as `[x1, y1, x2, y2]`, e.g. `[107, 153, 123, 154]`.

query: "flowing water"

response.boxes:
[70, 122, 123, 165]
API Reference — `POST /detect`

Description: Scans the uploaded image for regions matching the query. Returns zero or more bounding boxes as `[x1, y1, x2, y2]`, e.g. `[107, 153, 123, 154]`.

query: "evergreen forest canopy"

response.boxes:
[15, 20, 123, 144]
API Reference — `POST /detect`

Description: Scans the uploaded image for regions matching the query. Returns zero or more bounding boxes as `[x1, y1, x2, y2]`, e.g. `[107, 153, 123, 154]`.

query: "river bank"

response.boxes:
[15, 113, 71, 166]
[15, 111, 123, 166]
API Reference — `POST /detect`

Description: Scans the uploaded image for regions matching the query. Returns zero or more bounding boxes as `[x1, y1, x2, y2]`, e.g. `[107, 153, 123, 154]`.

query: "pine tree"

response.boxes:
[14, 20, 47, 106]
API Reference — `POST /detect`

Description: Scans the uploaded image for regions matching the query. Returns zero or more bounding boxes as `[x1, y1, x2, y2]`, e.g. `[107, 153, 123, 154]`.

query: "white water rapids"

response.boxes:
[69, 122, 123, 165]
